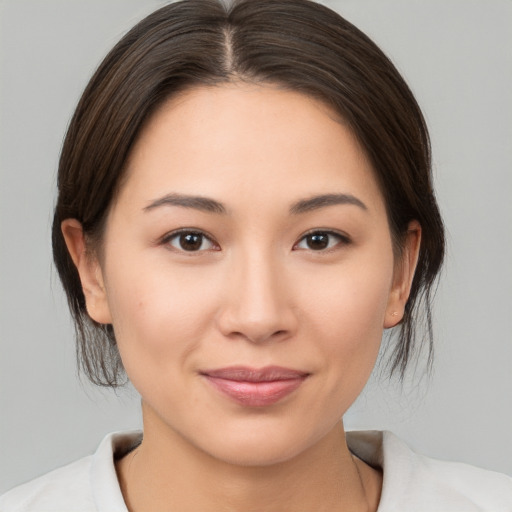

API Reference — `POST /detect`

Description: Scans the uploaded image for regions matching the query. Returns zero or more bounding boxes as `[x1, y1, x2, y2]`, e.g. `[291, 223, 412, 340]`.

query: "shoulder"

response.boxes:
[0, 455, 94, 512]
[0, 431, 141, 512]
[347, 430, 512, 512]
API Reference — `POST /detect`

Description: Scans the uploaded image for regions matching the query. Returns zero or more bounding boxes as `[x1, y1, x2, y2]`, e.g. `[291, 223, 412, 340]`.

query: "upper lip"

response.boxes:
[201, 366, 309, 382]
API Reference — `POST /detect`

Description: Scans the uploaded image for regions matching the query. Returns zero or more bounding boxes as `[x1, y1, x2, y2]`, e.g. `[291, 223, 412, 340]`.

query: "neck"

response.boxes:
[116, 405, 380, 512]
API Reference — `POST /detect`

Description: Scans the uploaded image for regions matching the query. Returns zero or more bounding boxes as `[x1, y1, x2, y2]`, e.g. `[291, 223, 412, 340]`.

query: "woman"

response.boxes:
[1, 0, 510, 510]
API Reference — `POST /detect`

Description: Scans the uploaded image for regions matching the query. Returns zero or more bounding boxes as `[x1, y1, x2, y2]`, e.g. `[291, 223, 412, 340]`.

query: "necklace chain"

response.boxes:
[125, 443, 371, 511]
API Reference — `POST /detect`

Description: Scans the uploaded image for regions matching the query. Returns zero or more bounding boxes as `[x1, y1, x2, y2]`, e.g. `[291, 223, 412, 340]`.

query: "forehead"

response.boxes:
[120, 84, 386, 216]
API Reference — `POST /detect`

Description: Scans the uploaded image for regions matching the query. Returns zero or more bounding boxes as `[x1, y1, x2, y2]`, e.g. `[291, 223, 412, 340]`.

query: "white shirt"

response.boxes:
[1, 430, 511, 511]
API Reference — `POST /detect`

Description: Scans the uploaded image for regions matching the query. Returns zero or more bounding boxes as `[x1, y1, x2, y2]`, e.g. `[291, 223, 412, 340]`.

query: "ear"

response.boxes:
[61, 219, 112, 324]
[384, 220, 422, 328]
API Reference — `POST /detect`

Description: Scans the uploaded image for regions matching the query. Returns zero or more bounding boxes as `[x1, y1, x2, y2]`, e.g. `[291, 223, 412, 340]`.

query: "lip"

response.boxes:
[201, 366, 309, 407]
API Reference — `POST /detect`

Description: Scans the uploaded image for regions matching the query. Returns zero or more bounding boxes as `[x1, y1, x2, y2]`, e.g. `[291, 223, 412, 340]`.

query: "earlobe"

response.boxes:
[384, 220, 422, 328]
[61, 219, 112, 324]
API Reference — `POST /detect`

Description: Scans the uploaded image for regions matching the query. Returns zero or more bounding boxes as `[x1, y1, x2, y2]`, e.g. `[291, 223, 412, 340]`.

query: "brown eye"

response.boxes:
[306, 233, 330, 250]
[295, 231, 349, 251]
[167, 231, 215, 252]
[179, 233, 203, 251]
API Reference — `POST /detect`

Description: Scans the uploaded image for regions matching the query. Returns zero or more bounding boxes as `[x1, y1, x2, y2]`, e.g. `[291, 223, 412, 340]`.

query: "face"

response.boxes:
[65, 84, 418, 466]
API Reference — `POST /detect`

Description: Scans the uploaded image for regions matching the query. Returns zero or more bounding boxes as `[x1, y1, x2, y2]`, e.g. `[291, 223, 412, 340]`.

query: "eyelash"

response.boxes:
[160, 229, 351, 253]
[160, 229, 219, 253]
[293, 230, 351, 252]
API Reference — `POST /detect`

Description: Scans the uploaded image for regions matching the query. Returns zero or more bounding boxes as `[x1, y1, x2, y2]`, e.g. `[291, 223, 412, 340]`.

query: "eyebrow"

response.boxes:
[143, 192, 367, 215]
[144, 193, 227, 214]
[289, 193, 367, 214]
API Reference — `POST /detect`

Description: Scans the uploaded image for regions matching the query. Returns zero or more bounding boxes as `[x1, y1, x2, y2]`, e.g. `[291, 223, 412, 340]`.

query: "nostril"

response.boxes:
[225, 328, 290, 344]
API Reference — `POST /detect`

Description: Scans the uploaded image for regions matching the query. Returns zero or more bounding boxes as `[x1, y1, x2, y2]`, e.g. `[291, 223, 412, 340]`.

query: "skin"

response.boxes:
[63, 84, 421, 512]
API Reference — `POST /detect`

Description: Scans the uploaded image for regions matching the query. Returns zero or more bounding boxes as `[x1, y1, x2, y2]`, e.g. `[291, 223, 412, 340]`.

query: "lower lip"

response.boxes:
[203, 376, 306, 407]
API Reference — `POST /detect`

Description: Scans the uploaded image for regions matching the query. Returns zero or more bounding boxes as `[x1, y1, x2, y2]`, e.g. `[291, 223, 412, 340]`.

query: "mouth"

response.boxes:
[200, 366, 310, 407]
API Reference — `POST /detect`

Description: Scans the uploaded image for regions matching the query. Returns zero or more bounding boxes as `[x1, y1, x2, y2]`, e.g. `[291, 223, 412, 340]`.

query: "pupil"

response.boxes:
[307, 233, 328, 250]
[180, 233, 202, 251]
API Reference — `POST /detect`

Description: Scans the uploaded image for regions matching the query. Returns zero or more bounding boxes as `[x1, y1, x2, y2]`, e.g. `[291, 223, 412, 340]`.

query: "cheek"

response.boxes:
[102, 254, 222, 379]
[298, 251, 394, 390]
[303, 254, 393, 339]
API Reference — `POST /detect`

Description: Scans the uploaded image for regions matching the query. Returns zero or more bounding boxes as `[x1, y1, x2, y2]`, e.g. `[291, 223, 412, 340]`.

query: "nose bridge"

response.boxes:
[218, 245, 295, 343]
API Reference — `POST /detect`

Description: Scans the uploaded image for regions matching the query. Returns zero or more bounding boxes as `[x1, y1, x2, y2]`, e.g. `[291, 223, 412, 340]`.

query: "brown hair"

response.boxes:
[52, 0, 445, 386]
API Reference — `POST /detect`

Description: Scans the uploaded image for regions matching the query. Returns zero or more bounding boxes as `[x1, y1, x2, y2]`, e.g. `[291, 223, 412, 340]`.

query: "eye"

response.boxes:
[294, 230, 349, 251]
[164, 230, 217, 252]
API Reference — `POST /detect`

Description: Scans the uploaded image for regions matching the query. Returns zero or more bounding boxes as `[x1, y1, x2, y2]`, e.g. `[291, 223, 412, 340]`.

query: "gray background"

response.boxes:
[1, 0, 511, 494]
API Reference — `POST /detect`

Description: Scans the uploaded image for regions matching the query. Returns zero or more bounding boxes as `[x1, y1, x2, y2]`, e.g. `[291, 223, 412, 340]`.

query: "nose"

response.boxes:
[216, 252, 298, 344]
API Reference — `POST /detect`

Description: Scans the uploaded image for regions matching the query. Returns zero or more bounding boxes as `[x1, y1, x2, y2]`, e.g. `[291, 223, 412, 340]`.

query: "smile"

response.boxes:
[200, 366, 310, 407]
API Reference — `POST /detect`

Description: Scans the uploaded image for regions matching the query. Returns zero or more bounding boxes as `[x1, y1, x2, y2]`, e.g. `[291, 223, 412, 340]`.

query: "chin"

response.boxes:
[194, 418, 336, 468]
[209, 437, 306, 467]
